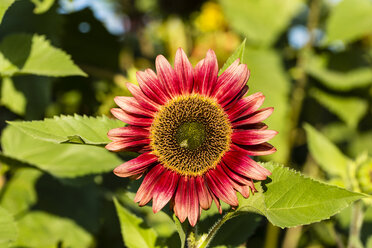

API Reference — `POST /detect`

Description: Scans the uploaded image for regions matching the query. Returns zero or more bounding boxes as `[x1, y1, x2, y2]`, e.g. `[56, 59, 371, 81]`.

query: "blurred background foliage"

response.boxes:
[0, 0, 372, 247]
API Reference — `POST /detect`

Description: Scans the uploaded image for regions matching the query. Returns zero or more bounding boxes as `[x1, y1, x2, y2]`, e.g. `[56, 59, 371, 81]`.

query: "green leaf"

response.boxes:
[30, 0, 55, 14]
[1, 126, 122, 178]
[306, 55, 372, 91]
[219, 0, 303, 47]
[14, 211, 93, 248]
[0, 168, 42, 216]
[325, 0, 372, 44]
[0, 34, 86, 77]
[309, 88, 368, 128]
[238, 162, 365, 228]
[304, 123, 350, 178]
[218, 39, 246, 76]
[8, 114, 123, 145]
[173, 214, 187, 248]
[0, 207, 18, 248]
[243, 48, 291, 163]
[114, 198, 158, 248]
[0, 77, 26, 115]
[0, 0, 15, 25]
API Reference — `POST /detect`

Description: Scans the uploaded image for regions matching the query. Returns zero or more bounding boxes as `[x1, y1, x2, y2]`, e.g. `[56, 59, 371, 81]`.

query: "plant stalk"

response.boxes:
[347, 200, 365, 248]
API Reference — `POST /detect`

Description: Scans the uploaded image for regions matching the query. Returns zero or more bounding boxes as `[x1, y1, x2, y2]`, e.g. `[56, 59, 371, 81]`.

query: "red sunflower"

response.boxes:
[106, 48, 277, 226]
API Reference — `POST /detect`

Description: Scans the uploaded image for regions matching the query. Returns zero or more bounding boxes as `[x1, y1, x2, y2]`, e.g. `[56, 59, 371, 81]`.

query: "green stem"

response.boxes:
[197, 211, 237, 248]
[347, 201, 365, 248]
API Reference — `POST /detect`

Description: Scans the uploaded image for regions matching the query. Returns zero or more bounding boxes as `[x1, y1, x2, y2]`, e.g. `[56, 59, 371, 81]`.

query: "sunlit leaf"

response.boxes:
[310, 88, 368, 128]
[0, 34, 86, 77]
[306, 55, 372, 91]
[1, 126, 122, 178]
[14, 211, 93, 248]
[0, 0, 15, 24]
[237, 162, 365, 228]
[0, 77, 26, 115]
[30, 0, 55, 14]
[114, 198, 158, 248]
[218, 39, 246, 75]
[325, 0, 372, 44]
[7, 114, 123, 145]
[219, 0, 304, 46]
[243, 48, 291, 163]
[0, 168, 42, 216]
[304, 123, 351, 178]
[0, 207, 18, 248]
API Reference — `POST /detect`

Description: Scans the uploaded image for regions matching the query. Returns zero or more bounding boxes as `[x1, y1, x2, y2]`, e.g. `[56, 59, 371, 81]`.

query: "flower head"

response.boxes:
[106, 48, 277, 226]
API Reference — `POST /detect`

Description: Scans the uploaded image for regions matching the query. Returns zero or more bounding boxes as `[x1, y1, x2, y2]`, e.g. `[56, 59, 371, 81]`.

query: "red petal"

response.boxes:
[227, 92, 265, 121]
[195, 176, 212, 210]
[137, 69, 170, 104]
[113, 152, 158, 177]
[232, 107, 274, 127]
[105, 139, 150, 152]
[230, 143, 277, 156]
[205, 168, 239, 206]
[111, 108, 153, 126]
[156, 55, 180, 96]
[223, 151, 271, 180]
[194, 50, 218, 96]
[174, 176, 189, 222]
[187, 177, 200, 226]
[107, 126, 149, 139]
[174, 48, 194, 94]
[126, 83, 160, 112]
[114, 96, 155, 117]
[152, 170, 179, 213]
[232, 129, 278, 145]
[134, 164, 165, 206]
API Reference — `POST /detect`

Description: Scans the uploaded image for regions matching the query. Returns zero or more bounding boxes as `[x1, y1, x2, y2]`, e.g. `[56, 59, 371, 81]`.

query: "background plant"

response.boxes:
[0, 0, 372, 247]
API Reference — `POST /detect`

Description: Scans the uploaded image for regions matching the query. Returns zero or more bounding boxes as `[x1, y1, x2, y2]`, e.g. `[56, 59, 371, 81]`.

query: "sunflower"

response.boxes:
[106, 48, 277, 226]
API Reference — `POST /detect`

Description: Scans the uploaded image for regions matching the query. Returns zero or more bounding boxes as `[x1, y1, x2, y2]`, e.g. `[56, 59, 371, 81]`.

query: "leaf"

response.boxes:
[218, 39, 246, 76]
[243, 48, 291, 163]
[304, 123, 351, 178]
[309, 88, 368, 128]
[114, 198, 158, 248]
[0, 168, 42, 216]
[238, 162, 365, 228]
[325, 0, 372, 44]
[13, 211, 93, 248]
[0, 0, 15, 24]
[30, 0, 55, 14]
[7, 114, 123, 145]
[0, 207, 18, 248]
[173, 214, 187, 248]
[0, 77, 26, 115]
[1, 126, 122, 178]
[0, 34, 86, 77]
[219, 0, 303, 47]
[306, 55, 372, 91]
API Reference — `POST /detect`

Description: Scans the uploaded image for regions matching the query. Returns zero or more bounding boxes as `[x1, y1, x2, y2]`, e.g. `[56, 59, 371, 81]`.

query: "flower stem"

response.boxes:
[347, 200, 365, 248]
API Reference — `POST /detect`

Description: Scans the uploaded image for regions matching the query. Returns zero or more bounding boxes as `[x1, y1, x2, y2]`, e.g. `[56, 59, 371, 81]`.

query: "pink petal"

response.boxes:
[174, 176, 189, 222]
[137, 69, 170, 104]
[230, 143, 277, 156]
[194, 49, 218, 96]
[134, 164, 165, 206]
[113, 152, 158, 177]
[227, 92, 265, 121]
[105, 139, 150, 152]
[222, 151, 271, 180]
[114, 96, 155, 117]
[111, 108, 153, 126]
[205, 168, 239, 206]
[220, 161, 253, 185]
[126, 83, 160, 112]
[187, 177, 200, 226]
[232, 107, 274, 127]
[232, 129, 278, 145]
[152, 170, 180, 213]
[195, 176, 212, 210]
[107, 126, 149, 139]
[156, 55, 180, 96]
[174, 48, 194, 94]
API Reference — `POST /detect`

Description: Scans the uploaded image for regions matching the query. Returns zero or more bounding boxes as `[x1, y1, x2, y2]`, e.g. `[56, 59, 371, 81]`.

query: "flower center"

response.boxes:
[150, 94, 232, 176]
